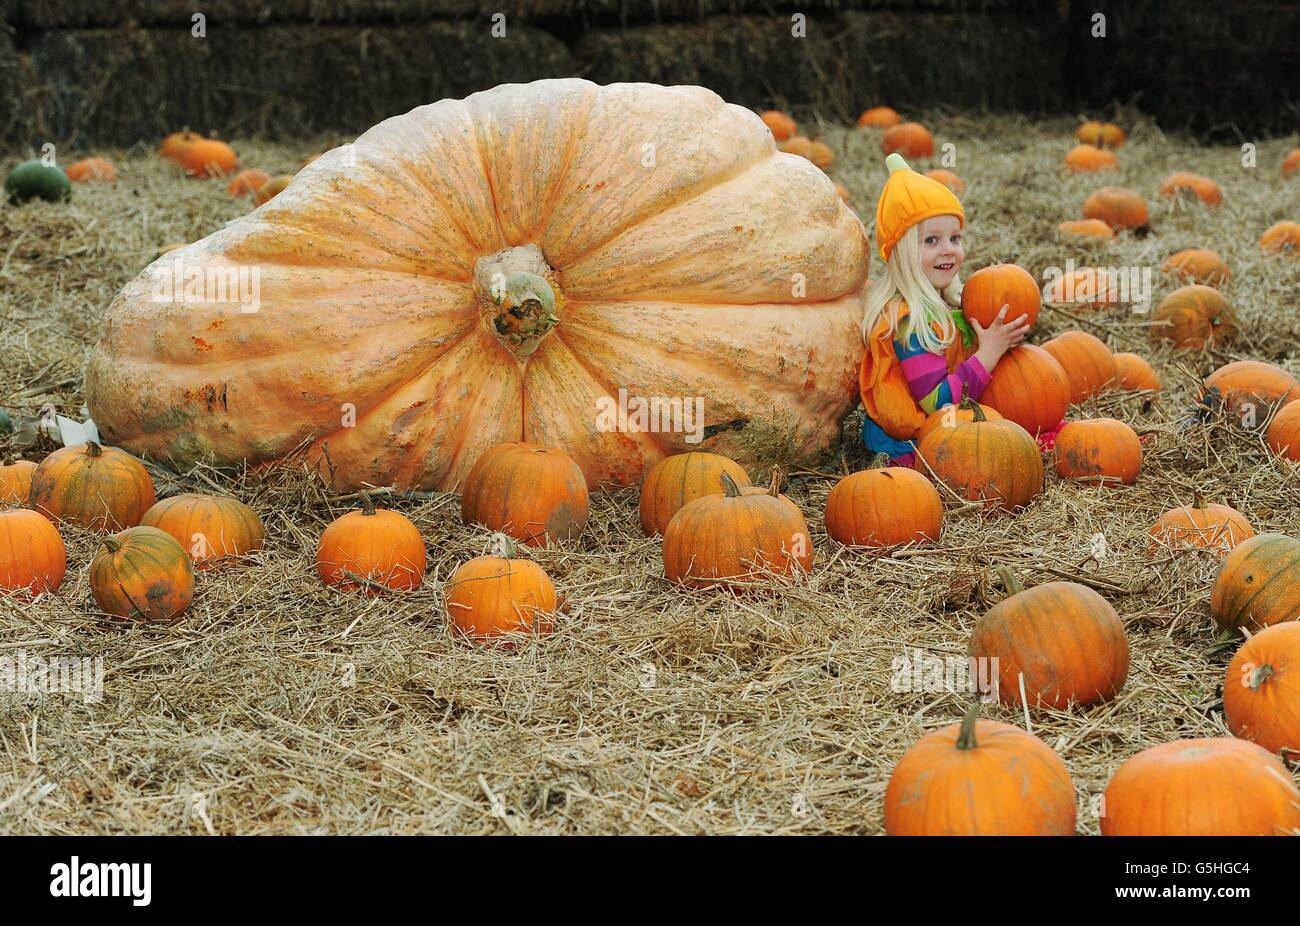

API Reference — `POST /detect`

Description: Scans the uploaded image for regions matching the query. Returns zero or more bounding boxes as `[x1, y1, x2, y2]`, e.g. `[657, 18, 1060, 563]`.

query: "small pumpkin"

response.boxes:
[181, 139, 239, 178]
[226, 168, 271, 197]
[252, 174, 292, 205]
[0, 508, 66, 596]
[29, 441, 156, 531]
[759, 110, 797, 141]
[915, 399, 1043, 512]
[883, 705, 1075, 836]
[65, 157, 116, 183]
[638, 451, 751, 537]
[1057, 218, 1114, 240]
[461, 442, 588, 547]
[1224, 622, 1300, 757]
[1045, 267, 1118, 311]
[857, 106, 901, 128]
[777, 135, 814, 159]
[808, 140, 834, 169]
[923, 168, 964, 194]
[140, 493, 265, 570]
[1042, 330, 1117, 404]
[1162, 248, 1229, 286]
[4, 160, 71, 204]
[662, 471, 813, 590]
[0, 459, 38, 505]
[1112, 352, 1160, 392]
[1201, 360, 1300, 422]
[1266, 400, 1300, 461]
[915, 401, 1002, 444]
[1054, 417, 1141, 486]
[1076, 121, 1125, 148]
[1159, 171, 1222, 206]
[89, 525, 194, 621]
[445, 533, 557, 641]
[960, 263, 1041, 329]
[1283, 149, 1300, 177]
[970, 567, 1129, 710]
[1151, 284, 1237, 349]
[1210, 533, 1300, 633]
[159, 130, 204, 163]
[1260, 220, 1300, 256]
[1063, 144, 1117, 172]
[881, 122, 934, 159]
[1082, 186, 1149, 232]
[980, 344, 1070, 436]
[1149, 492, 1254, 555]
[1100, 738, 1300, 835]
[824, 453, 943, 548]
[317, 491, 426, 594]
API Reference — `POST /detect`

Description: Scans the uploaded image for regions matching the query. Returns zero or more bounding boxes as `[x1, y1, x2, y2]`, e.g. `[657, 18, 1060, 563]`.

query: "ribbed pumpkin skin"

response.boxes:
[1266, 401, 1300, 461]
[446, 555, 556, 640]
[916, 402, 1002, 444]
[881, 122, 934, 158]
[89, 526, 194, 621]
[1043, 330, 1117, 404]
[0, 508, 66, 595]
[638, 452, 750, 537]
[662, 479, 813, 589]
[1261, 221, 1300, 256]
[1152, 284, 1237, 349]
[1149, 500, 1254, 555]
[1112, 353, 1160, 391]
[1101, 738, 1300, 836]
[981, 344, 1070, 435]
[884, 716, 1075, 836]
[317, 504, 426, 594]
[1202, 361, 1300, 421]
[86, 80, 868, 494]
[141, 493, 265, 569]
[858, 107, 901, 128]
[1224, 622, 1300, 756]
[1082, 187, 1148, 230]
[971, 579, 1129, 710]
[1162, 248, 1229, 285]
[915, 413, 1043, 512]
[461, 443, 589, 547]
[1064, 144, 1117, 172]
[0, 459, 37, 505]
[1045, 268, 1117, 310]
[1211, 533, 1300, 633]
[923, 169, 964, 194]
[1058, 219, 1114, 240]
[1054, 418, 1142, 486]
[824, 466, 942, 547]
[29, 442, 156, 531]
[960, 264, 1041, 328]
[1159, 171, 1222, 206]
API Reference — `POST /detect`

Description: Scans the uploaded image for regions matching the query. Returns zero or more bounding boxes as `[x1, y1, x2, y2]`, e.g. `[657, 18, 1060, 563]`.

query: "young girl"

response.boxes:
[859, 153, 1030, 466]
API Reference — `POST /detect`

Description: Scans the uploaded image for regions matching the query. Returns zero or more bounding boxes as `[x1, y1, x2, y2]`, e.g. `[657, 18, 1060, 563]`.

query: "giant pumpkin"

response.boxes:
[84, 81, 868, 493]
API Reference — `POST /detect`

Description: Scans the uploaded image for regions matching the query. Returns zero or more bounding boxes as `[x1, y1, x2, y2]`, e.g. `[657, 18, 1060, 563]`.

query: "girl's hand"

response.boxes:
[971, 305, 1031, 371]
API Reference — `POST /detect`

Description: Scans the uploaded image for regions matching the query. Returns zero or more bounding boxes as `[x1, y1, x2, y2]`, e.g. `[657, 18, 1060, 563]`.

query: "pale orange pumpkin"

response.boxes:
[1261, 220, 1300, 256]
[1159, 171, 1223, 206]
[1112, 352, 1160, 392]
[1057, 219, 1114, 240]
[85, 81, 869, 493]
[1162, 248, 1229, 285]
[1063, 144, 1117, 172]
[857, 107, 901, 128]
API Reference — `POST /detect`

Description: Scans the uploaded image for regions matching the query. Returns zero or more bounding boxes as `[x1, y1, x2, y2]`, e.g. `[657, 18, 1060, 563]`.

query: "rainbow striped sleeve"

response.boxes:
[894, 332, 992, 414]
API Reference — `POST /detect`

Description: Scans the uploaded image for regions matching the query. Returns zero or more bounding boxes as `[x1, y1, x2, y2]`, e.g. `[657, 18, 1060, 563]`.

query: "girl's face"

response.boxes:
[917, 215, 963, 289]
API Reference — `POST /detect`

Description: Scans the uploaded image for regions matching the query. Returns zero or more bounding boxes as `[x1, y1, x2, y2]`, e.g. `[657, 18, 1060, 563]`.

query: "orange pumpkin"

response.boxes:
[159, 130, 203, 163]
[824, 454, 943, 548]
[252, 174, 291, 205]
[1260, 220, 1300, 256]
[1045, 267, 1118, 310]
[140, 493, 265, 569]
[85, 81, 869, 494]
[857, 106, 901, 128]
[89, 526, 194, 621]
[808, 141, 834, 169]
[1201, 360, 1300, 422]
[445, 533, 557, 641]
[1063, 144, 1117, 172]
[1211, 533, 1300, 633]
[29, 441, 156, 531]
[1266, 400, 1300, 461]
[1054, 417, 1141, 486]
[1284, 149, 1300, 177]
[1151, 284, 1237, 349]
[181, 139, 238, 178]
[1159, 171, 1223, 206]
[461, 442, 589, 547]
[969, 568, 1129, 710]
[778, 135, 814, 159]
[0, 459, 37, 505]
[923, 168, 964, 194]
[915, 400, 1002, 444]
[881, 122, 934, 159]
[1057, 218, 1114, 240]
[1082, 186, 1149, 231]
[0, 508, 66, 595]
[226, 168, 271, 197]
[638, 451, 751, 537]
[1162, 248, 1229, 286]
[960, 263, 1041, 329]
[66, 157, 116, 183]
[317, 493, 425, 594]
[1224, 622, 1300, 757]
[981, 344, 1071, 435]
[1076, 121, 1125, 148]
[883, 706, 1075, 836]
[759, 110, 797, 141]
[1112, 352, 1160, 392]
[662, 472, 813, 590]
[1101, 738, 1300, 835]
[1042, 330, 1117, 403]
[915, 401, 1043, 512]
[1149, 493, 1254, 555]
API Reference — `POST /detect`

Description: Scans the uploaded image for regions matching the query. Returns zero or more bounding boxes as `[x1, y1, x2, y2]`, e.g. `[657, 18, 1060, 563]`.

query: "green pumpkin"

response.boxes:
[5, 160, 72, 204]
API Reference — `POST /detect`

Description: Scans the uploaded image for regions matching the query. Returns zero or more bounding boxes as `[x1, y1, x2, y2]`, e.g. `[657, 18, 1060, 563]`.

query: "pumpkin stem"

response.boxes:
[959, 396, 986, 422]
[474, 245, 562, 363]
[996, 566, 1025, 597]
[490, 531, 515, 560]
[720, 472, 744, 498]
[85, 440, 102, 457]
[1249, 663, 1275, 690]
[102, 536, 122, 554]
[869, 452, 893, 470]
[359, 491, 376, 516]
[955, 703, 981, 750]
[1192, 490, 1207, 510]
[767, 465, 782, 497]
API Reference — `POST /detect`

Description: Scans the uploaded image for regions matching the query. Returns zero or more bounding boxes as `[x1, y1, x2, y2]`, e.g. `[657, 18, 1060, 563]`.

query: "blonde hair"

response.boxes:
[861, 224, 962, 353]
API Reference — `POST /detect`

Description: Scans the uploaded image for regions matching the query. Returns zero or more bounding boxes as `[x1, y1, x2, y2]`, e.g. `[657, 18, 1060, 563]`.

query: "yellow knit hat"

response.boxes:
[875, 153, 965, 261]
